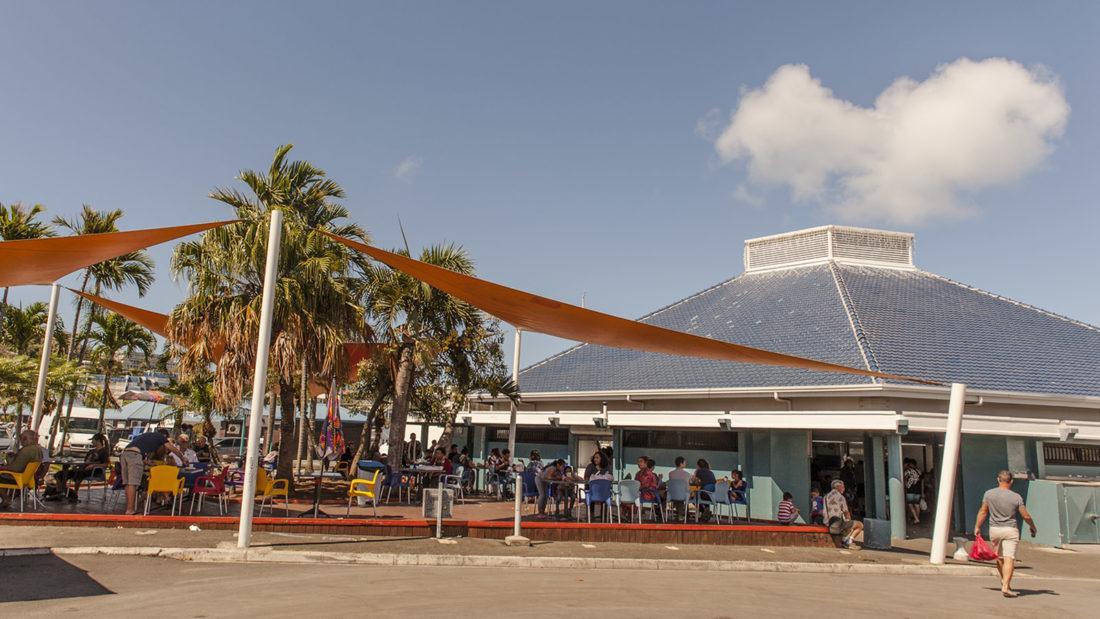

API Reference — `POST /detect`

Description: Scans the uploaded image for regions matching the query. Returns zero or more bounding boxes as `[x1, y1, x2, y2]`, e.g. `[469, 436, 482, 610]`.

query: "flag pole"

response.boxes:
[237, 210, 283, 549]
[31, 283, 61, 441]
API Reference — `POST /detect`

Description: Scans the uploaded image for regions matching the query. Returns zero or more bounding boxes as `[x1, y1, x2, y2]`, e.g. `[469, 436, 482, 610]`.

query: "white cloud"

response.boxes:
[714, 58, 1069, 225]
[394, 155, 423, 183]
[732, 183, 764, 209]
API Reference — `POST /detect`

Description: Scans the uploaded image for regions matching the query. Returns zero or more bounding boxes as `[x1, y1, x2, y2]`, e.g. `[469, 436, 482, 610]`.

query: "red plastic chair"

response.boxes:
[190, 470, 227, 515]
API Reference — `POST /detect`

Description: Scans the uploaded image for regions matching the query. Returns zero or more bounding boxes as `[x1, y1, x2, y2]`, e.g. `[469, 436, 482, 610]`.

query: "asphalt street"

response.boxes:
[3, 554, 1098, 618]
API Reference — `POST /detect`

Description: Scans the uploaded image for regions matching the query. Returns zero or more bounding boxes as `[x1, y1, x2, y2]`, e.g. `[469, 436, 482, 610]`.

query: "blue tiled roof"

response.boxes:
[519, 262, 1100, 397]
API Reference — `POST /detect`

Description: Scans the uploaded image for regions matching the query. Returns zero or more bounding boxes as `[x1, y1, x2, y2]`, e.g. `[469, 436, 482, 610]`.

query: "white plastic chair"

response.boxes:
[617, 480, 641, 523]
[695, 481, 733, 524]
[443, 465, 465, 504]
[664, 478, 691, 523]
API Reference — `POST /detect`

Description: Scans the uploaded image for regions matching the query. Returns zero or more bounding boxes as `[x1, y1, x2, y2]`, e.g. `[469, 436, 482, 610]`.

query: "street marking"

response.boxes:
[582, 544, 597, 548]
[665, 546, 679, 550]
[760, 548, 775, 553]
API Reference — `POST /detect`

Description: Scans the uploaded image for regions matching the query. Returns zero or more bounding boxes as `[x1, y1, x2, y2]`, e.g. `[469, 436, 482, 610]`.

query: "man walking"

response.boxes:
[974, 470, 1037, 598]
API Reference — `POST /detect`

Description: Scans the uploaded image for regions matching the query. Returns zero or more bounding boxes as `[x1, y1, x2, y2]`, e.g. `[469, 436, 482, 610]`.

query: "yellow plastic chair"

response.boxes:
[144, 465, 185, 516]
[346, 469, 382, 517]
[257, 470, 290, 517]
[0, 461, 42, 512]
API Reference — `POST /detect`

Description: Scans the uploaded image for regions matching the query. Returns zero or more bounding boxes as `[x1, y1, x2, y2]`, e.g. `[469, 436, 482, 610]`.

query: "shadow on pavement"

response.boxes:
[0, 553, 112, 603]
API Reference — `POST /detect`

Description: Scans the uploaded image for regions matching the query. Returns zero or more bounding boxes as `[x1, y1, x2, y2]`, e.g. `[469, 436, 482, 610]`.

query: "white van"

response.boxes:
[39, 407, 104, 455]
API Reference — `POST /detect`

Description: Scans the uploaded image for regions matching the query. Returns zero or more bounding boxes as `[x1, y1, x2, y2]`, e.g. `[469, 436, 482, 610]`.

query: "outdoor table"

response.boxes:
[399, 466, 443, 503]
[298, 470, 345, 518]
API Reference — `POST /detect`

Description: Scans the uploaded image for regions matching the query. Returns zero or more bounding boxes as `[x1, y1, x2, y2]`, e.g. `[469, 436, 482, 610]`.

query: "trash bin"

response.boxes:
[862, 518, 892, 549]
[355, 460, 386, 507]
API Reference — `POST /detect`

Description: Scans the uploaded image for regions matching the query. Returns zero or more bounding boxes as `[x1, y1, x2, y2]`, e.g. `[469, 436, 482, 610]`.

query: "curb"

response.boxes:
[41, 545, 999, 576]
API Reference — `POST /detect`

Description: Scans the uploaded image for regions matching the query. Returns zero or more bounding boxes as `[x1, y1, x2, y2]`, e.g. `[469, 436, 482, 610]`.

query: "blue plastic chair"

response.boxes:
[585, 479, 614, 523]
[520, 470, 539, 512]
[730, 479, 750, 520]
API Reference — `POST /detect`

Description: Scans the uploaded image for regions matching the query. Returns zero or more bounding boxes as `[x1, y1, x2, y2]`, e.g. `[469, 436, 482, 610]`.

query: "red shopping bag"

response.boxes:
[969, 534, 999, 561]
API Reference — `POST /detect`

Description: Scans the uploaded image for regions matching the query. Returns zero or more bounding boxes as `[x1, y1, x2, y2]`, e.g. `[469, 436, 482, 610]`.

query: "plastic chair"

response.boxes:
[730, 479, 750, 520]
[584, 479, 614, 523]
[0, 461, 42, 512]
[257, 472, 290, 517]
[664, 478, 691, 523]
[82, 465, 108, 502]
[105, 465, 125, 510]
[143, 465, 185, 516]
[347, 469, 382, 517]
[616, 480, 642, 523]
[696, 480, 733, 524]
[190, 471, 227, 515]
[333, 460, 351, 480]
[520, 470, 539, 513]
[443, 465, 466, 504]
[382, 470, 410, 503]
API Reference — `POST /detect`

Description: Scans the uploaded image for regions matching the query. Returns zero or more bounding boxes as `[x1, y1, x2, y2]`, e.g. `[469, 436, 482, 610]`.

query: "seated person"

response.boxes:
[729, 469, 748, 503]
[825, 480, 864, 548]
[809, 486, 825, 525]
[263, 443, 280, 467]
[635, 456, 659, 502]
[429, 447, 453, 475]
[691, 458, 717, 521]
[192, 435, 215, 463]
[49, 433, 110, 502]
[176, 435, 200, 465]
[777, 491, 800, 524]
[0, 430, 44, 509]
[558, 465, 581, 517]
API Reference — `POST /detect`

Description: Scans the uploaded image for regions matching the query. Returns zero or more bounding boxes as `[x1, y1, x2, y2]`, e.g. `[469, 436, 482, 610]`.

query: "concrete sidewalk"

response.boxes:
[6, 524, 1096, 579]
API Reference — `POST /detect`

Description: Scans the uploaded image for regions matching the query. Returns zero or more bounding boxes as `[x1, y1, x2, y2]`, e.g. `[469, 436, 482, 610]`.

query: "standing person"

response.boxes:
[824, 479, 864, 548]
[404, 433, 423, 465]
[119, 429, 183, 516]
[974, 470, 1038, 598]
[904, 459, 923, 524]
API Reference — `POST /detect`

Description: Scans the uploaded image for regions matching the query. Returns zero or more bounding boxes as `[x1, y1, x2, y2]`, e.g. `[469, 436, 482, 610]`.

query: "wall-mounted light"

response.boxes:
[548, 416, 561, 428]
[461, 415, 473, 427]
[895, 417, 910, 435]
[718, 418, 733, 431]
[592, 417, 608, 429]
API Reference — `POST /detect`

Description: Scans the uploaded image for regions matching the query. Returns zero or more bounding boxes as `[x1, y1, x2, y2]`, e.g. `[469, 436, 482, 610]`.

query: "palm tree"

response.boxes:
[168, 144, 370, 486]
[0, 201, 55, 309]
[0, 355, 35, 437]
[86, 312, 155, 432]
[364, 243, 483, 472]
[1, 302, 68, 437]
[54, 206, 155, 360]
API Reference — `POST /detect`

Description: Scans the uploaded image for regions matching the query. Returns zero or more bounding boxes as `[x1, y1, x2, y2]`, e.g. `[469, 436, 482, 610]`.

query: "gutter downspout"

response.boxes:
[773, 392, 793, 411]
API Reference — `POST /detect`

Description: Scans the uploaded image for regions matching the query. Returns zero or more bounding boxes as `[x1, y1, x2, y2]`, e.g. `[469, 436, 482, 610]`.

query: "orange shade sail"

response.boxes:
[322, 231, 937, 385]
[0, 220, 237, 287]
[70, 289, 169, 337]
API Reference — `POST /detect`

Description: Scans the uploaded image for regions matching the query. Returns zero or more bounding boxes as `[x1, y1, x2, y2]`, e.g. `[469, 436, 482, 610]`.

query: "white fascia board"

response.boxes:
[465, 411, 600, 427]
[727, 410, 900, 431]
[903, 411, 1100, 441]
[883, 384, 1100, 410]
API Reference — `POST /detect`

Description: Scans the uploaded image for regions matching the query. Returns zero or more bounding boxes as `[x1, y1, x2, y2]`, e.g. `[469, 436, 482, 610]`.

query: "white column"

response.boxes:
[31, 284, 61, 437]
[930, 382, 967, 564]
[237, 210, 283, 550]
[887, 433, 906, 542]
[506, 328, 522, 457]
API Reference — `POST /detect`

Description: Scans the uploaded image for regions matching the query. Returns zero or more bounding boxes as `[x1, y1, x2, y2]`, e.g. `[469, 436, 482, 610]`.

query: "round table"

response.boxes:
[298, 471, 346, 518]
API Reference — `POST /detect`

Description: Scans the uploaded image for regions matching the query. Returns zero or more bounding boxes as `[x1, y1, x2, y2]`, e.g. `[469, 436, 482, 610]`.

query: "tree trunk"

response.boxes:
[66, 271, 91, 358]
[275, 379, 297, 489]
[305, 396, 319, 472]
[13, 402, 23, 441]
[97, 371, 111, 434]
[264, 389, 277, 452]
[296, 360, 308, 474]
[351, 393, 387, 466]
[385, 343, 415, 473]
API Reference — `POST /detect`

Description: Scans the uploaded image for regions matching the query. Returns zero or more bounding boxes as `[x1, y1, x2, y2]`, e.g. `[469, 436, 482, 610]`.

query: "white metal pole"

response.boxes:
[237, 210, 283, 550]
[436, 475, 444, 539]
[506, 328, 522, 457]
[930, 382, 967, 564]
[31, 284, 61, 439]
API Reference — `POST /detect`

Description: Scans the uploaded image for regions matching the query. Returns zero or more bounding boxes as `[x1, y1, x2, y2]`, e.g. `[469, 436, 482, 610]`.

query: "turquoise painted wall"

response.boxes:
[960, 434, 1010, 536]
[747, 430, 810, 521]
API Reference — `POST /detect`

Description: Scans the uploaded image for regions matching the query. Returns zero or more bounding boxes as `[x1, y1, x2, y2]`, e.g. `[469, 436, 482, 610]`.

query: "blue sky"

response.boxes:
[3, 2, 1098, 370]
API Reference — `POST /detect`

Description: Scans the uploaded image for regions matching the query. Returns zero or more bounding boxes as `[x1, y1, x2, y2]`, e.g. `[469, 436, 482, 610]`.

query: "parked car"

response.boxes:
[0, 425, 13, 452]
[214, 436, 248, 454]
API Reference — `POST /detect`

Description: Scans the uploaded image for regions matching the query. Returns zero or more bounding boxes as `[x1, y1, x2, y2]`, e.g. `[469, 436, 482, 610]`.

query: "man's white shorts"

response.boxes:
[989, 525, 1020, 559]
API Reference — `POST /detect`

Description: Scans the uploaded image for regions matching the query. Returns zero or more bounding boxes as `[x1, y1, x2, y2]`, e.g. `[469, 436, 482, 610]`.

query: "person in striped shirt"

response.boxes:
[777, 491, 799, 524]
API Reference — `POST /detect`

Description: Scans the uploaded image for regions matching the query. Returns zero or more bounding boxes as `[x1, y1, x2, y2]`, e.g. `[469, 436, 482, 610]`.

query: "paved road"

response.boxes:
[2, 554, 1098, 617]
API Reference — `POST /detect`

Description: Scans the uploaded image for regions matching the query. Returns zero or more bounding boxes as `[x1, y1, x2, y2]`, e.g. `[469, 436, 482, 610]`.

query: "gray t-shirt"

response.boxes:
[983, 487, 1024, 528]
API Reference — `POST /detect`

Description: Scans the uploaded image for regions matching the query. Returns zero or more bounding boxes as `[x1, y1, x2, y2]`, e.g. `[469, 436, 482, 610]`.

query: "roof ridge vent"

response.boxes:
[744, 225, 914, 273]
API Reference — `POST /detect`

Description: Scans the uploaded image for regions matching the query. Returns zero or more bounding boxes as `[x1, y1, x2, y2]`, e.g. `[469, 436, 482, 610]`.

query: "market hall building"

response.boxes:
[465, 225, 1100, 545]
